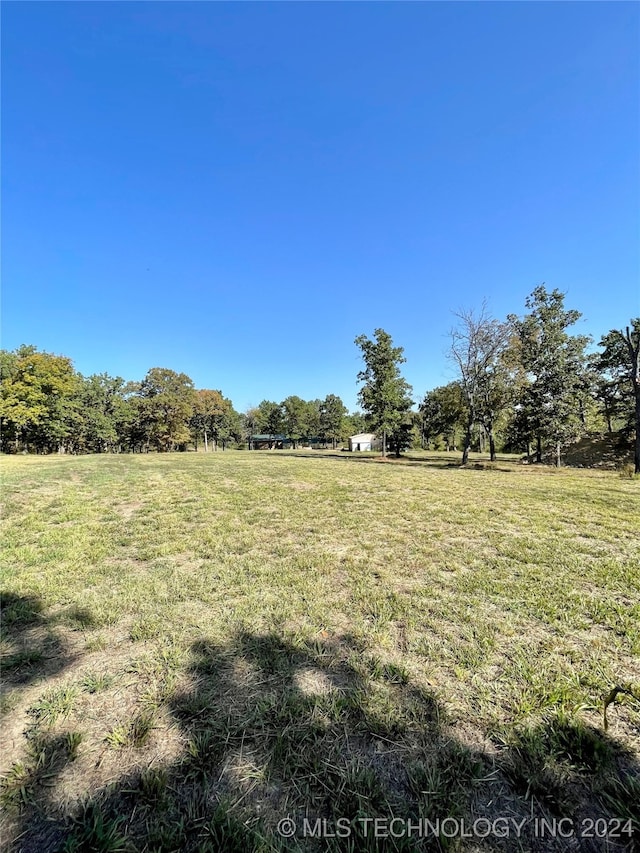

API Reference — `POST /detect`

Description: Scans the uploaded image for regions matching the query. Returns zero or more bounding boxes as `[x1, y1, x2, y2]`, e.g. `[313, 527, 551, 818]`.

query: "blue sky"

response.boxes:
[2, 2, 639, 412]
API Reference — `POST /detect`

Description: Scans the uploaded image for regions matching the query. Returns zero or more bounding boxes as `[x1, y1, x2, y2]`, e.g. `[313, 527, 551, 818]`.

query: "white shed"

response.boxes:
[349, 433, 381, 452]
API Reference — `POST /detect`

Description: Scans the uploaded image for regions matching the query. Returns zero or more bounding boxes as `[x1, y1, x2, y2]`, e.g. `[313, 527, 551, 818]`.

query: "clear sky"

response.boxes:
[2, 2, 639, 412]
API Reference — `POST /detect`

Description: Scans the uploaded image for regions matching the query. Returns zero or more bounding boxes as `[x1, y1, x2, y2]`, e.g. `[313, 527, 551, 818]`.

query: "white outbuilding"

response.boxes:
[349, 433, 381, 452]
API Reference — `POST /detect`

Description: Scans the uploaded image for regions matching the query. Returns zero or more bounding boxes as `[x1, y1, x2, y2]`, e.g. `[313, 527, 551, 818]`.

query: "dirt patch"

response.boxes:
[116, 501, 143, 520]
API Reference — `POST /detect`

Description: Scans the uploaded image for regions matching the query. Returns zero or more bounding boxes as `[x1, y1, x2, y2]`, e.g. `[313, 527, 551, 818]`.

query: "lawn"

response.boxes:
[1, 451, 638, 852]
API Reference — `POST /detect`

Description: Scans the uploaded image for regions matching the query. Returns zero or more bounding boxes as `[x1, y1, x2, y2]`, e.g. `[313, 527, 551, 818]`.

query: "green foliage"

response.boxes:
[81, 672, 114, 694]
[281, 394, 310, 446]
[65, 731, 84, 761]
[0, 760, 32, 810]
[2, 311, 636, 466]
[62, 803, 130, 853]
[0, 345, 81, 453]
[598, 319, 640, 473]
[354, 328, 413, 456]
[254, 399, 284, 437]
[190, 388, 240, 450]
[507, 286, 591, 466]
[76, 373, 131, 452]
[105, 712, 155, 749]
[449, 306, 512, 463]
[319, 393, 348, 447]
[28, 686, 77, 727]
[420, 382, 467, 450]
[136, 367, 196, 451]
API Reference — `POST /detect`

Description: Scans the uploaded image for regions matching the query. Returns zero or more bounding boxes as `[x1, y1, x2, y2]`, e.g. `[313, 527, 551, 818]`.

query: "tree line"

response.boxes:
[2, 286, 638, 470]
[0, 350, 365, 455]
[353, 286, 639, 471]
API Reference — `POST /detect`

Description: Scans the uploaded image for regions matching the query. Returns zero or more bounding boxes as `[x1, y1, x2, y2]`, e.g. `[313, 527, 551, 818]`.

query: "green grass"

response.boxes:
[1, 450, 638, 852]
[28, 686, 78, 727]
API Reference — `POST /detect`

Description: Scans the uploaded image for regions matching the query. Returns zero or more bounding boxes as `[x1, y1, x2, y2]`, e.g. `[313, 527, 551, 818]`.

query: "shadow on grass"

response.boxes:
[0, 592, 82, 694]
[260, 450, 523, 473]
[5, 630, 639, 852]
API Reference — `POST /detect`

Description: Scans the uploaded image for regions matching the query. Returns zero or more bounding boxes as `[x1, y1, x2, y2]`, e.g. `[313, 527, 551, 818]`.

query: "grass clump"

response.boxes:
[81, 672, 114, 694]
[62, 803, 129, 853]
[28, 686, 77, 727]
[0, 761, 32, 810]
[105, 712, 156, 749]
[65, 731, 84, 761]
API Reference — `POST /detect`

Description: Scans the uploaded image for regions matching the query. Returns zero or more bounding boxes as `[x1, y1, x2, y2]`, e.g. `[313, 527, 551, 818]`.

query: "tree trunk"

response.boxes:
[635, 390, 640, 474]
[536, 433, 542, 464]
[461, 414, 473, 465]
[382, 430, 387, 458]
[489, 431, 496, 462]
[622, 325, 639, 473]
[556, 440, 561, 468]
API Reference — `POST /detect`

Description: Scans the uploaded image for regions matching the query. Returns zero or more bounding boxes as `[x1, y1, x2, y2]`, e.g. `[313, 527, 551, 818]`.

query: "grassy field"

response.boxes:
[1, 450, 638, 852]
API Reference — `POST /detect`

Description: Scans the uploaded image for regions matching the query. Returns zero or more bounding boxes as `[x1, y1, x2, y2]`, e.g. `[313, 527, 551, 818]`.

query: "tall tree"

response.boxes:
[386, 413, 416, 457]
[508, 286, 590, 466]
[77, 373, 129, 453]
[281, 395, 309, 449]
[589, 356, 626, 434]
[419, 383, 467, 451]
[319, 394, 348, 449]
[448, 306, 511, 463]
[0, 346, 80, 453]
[598, 319, 640, 473]
[242, 407, 259, 447]
[191, 389, 227, 451]
[137, 368, 195, 451]
[304, 399, 322, 445]
[255, 400, 284, 447]
[354, 329, 413, 457]
[219, 404, 242, 450]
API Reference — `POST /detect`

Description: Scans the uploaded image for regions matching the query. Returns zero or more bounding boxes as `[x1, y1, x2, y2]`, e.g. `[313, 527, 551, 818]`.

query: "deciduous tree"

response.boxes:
[0, 346, 80, 453]
[598, 319, 640, 473]
[354, 329, 413, 457]
[319, 394, 348, 449]
[77, 373, 129, 453]
[255, 400, 284, 447]
[282, 395, 308, 449]
[137, 368, 195, 451]
[508, 286, 590, 467]
[448, 306, 511, 463]
[419, 383, 467, 451]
